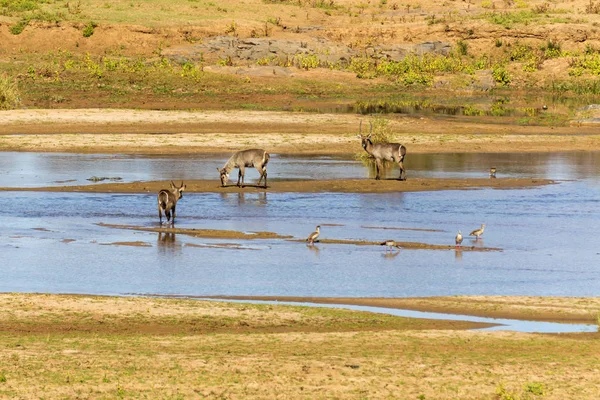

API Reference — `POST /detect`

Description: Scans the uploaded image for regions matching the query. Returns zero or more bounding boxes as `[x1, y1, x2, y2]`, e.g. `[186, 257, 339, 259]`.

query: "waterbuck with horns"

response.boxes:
[158, 181, 186, 224]
[358, 121, 407, 181]
[217, 149, 270, 188]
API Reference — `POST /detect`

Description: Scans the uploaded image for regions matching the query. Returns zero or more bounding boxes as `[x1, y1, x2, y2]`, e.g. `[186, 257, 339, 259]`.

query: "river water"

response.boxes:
[1, 152, 599, 300]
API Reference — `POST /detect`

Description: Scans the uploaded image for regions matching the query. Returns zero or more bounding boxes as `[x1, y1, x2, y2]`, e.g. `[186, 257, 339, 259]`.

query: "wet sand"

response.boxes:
[100, 223, 500, 251]
[0, 177, 553, 194]
[206, 296, 600, 324]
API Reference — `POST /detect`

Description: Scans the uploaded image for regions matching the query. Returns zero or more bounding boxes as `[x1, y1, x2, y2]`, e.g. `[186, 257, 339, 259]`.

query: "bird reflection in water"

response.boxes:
[306, 243, 320, 257]
[381, 250, 400, 260]
[454, 248, 463, 261]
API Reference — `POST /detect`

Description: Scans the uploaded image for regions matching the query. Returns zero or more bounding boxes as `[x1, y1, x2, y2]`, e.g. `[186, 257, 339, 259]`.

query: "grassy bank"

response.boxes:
[0, 294, 599, 399]
[2, 0, 600, 122]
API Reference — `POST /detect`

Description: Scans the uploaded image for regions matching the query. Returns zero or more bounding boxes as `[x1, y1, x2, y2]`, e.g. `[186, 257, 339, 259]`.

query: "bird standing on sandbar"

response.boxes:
[307, 225, 321, 245]
[469, 224, 486, 239]
[490, 167, 497, 178]
[380, 239, 401, 251]
[455, 231, 463, 248]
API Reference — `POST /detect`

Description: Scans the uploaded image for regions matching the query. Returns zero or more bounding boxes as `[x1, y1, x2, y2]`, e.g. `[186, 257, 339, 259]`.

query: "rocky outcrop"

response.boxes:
[162, 35, 452, 65]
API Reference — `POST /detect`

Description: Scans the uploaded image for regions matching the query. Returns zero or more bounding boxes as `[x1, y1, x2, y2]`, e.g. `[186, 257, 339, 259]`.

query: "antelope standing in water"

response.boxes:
[217, 149, 270, 188]
[158, 181, 186, 224]
[358, 121, 407, 181]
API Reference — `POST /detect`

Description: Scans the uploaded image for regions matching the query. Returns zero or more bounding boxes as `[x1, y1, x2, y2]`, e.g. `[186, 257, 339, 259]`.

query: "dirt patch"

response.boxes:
[100, 241, 152, 247]
[296, 238, 500, 252]
[99, 223, 292, 241]
[185, 243, 261, 250]
[0, 177, 554, 194]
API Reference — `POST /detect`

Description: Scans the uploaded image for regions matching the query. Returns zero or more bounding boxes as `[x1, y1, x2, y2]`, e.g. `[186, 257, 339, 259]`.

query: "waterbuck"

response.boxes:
[217, 149, 270, 188]
[158, 181, 186, 224]
[357, 122, 407, 181]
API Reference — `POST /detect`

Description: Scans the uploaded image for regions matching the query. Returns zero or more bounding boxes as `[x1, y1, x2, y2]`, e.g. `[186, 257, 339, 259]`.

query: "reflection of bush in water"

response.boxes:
[355, 116, 397, 167]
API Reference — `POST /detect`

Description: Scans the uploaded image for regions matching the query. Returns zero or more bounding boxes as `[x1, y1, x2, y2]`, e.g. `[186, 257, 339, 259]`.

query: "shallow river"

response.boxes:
[2, 151, 599, 300]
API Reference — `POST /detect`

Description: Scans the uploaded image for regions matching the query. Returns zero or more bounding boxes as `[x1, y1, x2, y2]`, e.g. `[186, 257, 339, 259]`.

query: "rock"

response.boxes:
[87, 176, 123, 182]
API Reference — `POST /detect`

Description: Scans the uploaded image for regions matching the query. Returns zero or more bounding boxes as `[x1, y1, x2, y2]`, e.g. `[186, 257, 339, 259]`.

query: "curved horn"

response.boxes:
[359, 120, 362, 135]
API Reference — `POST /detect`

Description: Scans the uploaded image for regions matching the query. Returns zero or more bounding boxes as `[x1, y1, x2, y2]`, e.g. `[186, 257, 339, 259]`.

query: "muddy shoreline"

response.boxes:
[100, 223, 501, 251]
[0, 177, 553, 194]
[204, 296, 600, 324]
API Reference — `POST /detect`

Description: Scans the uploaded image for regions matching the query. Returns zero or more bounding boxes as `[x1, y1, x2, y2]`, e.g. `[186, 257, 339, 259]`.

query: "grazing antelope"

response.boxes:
[217, 149, 270, 188]
[158, 181, 186, 224]
[469, 224, 485, 239]
[455, 230, 463, 248]
[380, 239, 401, 251]
[307, 225, 321, 245]
[357, 121, 407, 181]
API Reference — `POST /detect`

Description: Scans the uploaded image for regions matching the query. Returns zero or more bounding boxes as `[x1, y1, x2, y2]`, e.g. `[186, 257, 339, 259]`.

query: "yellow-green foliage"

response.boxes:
[0, 74, 20, 110]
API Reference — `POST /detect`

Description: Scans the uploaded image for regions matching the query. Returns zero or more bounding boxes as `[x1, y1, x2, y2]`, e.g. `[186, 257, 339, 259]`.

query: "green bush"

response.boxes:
[82, 22, 97, 38]
[492, 64, 511, 86]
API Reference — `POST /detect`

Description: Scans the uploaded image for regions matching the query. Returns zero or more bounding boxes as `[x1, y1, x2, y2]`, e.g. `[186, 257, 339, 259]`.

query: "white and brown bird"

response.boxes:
[469, 224, 486, 239]
[380, 239, 401, 251]
[307, 225, 321, 245]
[489, 167, 497, 178]
[455, 230, 463, 248]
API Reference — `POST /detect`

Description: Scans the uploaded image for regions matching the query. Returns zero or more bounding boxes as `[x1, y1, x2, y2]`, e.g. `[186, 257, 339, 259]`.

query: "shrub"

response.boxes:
[9, 18, 29, 35]
[492, 64, 511, 86]
[0, 74, 21, 110]
[82, 22, 97, 37]
[457, 39, 468, 56]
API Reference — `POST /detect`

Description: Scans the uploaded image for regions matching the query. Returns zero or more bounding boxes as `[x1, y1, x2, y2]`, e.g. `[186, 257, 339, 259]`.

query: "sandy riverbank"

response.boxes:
[1, 293, 599, 399]
[1, 109, 599, 154]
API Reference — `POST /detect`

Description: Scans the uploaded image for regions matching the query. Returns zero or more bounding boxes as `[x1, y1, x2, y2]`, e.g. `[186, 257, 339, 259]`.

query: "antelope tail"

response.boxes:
[399, 145, 407, 161]
[263, 151, 270, 166]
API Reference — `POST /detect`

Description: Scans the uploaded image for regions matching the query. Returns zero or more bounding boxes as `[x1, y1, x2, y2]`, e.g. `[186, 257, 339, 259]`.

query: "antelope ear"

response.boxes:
[170, 180, 176, 188]
[367, 134, 372, 139]
[356, 134, 362, 138]
[182, 185, 186, 191]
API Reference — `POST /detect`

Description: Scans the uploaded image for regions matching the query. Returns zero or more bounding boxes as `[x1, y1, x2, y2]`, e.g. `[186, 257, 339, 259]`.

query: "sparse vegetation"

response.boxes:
[0, 74, 20, 110]
[82, 21, 97, 37]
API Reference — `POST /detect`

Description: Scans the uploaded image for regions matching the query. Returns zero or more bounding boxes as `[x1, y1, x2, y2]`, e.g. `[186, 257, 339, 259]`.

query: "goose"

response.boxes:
[307, 225, 321, 245]
[469, 224, 486, 239]
[380, 239, 401, 251]
[455, 230, 463, 248]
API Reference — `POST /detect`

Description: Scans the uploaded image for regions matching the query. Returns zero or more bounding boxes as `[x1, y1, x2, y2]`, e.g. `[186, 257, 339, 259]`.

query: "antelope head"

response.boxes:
[356, 120, 373, 150]
[170, 180, 186, 199]
[217, 168, 230, 187]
